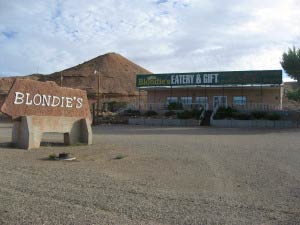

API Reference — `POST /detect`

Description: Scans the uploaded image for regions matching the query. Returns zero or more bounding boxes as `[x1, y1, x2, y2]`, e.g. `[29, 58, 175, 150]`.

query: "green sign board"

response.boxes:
[136, 70, 282, 87]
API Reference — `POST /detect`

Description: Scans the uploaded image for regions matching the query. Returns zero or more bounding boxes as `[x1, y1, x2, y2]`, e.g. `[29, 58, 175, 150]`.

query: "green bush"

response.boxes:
[214, 107, 237, 119]
[121, 109, 141, 117]
[191, 108, 203, 120]
[251, 111, 267, 120]
[220, 107, 237, 117]
[164, 111, 176, 117]
[232, 112, 251, 120]
[167, 102, 183, 110]
[213, 113, 224, 120]
[177, 110, 193, 119]
[176, 109, 204, 120]
[213, 107, 282, 121]
[267, 113, 281, 120]
[286, 89, 300, 102]
[114, 154, 126, 160]
[144, 110, 158, 117]
[106, 101, 127, 112]
[48, 153, 57, 160]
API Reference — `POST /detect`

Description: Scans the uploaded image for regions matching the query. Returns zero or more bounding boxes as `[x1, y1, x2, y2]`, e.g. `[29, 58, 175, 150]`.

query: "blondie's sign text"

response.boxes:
[14, 92, 83, 109]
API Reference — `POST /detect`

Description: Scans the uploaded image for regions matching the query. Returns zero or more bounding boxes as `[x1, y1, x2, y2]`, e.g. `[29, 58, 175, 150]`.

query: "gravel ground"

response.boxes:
[0, 123, 299, 225]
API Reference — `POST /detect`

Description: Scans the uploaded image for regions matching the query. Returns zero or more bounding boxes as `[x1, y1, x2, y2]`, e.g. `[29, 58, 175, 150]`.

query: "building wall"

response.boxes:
[146, 87, 281, 110]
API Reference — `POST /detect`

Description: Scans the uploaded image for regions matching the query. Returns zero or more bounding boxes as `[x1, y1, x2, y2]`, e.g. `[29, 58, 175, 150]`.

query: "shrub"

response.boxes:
[106, 101, 127, 112]
[216, 107, 238, 118]
[267, 113, 281, 120]
[191, 108, 203, 120]
[213, 107, 237, 119]
[213, 107, 282, 121]
[177, 110, 193, 119]
[232, 112, 251, 120]
[213, 113, 225, 120]
[48, 153, 57, 160]
[225, 107, 238, 117]
[121, 109, 141, 117]
[114, 154, 126, 160]
[144, 110, 158, 117]
[251, 111, 267, 120]
[176, 109, 204, 120]
[286, 89, 300, 102]
[164, 110, 176, 117]
[167, 102, 183, 110]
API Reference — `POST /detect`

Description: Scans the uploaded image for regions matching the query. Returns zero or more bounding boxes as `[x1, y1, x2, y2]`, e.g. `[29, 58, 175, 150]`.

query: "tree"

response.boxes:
[286, 89, 300, 103]
[281, 46, 300, 87]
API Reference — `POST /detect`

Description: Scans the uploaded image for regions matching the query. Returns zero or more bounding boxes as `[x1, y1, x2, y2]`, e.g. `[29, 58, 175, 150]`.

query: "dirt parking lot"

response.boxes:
[0, 123, 299, 225]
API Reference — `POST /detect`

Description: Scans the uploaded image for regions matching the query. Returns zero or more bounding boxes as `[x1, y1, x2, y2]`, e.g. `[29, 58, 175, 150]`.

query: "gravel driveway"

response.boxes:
[0, 123, 299, 225]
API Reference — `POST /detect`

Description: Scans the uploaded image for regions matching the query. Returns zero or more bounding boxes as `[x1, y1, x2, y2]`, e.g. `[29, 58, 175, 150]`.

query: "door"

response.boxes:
[213, 96, 227, 110]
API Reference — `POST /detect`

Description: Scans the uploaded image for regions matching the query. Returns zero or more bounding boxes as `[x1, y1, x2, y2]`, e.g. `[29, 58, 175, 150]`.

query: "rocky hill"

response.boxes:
[0, 52, 150, 106]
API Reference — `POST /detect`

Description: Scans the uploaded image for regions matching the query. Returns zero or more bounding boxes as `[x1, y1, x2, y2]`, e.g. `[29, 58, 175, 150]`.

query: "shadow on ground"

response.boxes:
[93, 125, 300, 136]
[0, 142, 15, 149]
[0, 141, 66, 149]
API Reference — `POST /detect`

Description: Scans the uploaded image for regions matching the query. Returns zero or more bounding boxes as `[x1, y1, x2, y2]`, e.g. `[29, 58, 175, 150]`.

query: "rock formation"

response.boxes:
[0, 52, 150, 109]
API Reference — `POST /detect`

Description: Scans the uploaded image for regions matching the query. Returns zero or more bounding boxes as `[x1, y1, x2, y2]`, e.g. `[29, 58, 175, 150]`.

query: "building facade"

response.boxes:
[136, 70, 283, 111]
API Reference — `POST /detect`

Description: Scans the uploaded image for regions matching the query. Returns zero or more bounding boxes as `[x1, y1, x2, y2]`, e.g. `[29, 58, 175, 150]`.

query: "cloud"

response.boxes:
[0, 0, 299, 81]
[155, 0, 168, 4]
[1, 30, 17, 39]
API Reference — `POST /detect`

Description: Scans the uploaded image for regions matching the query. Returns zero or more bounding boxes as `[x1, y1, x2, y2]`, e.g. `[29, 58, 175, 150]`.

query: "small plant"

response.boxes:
[58, 152, 70, 159]
[144, 110, 158, 117]
[167, 102, 183, 110]
[213, 107, 238, 119]
[106, 101, 127, 112]
[121, 109, 141, 117]
[251, 111, 267, 120]
[267, 113, 281, 120]
[233, 112, 251, 120]
[48, 153, 57, 160]
[164, 110, 176, 117]
[213, 112, 225, 120]
[177, 110, 193, 119]
[191, 108, 203, 120]
[212, 107, 282, 121]
[114, 154, 125, 160]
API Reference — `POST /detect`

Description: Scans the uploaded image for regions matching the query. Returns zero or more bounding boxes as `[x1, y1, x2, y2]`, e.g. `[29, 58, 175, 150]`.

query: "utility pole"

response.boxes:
[98, 72, 100, 116]
[60, 72, 63, 87]
[138, 89, 141, 111]
[94, 68, 113, 123]
[94, 70, 100, 124]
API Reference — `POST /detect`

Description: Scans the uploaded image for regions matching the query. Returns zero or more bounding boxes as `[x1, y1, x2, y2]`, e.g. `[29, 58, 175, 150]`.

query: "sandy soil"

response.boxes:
[0, 123, 299, 225]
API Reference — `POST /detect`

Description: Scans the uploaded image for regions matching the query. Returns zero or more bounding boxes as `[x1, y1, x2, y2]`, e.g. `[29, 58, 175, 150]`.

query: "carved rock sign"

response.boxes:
[1, 79, 91, 122]
[1, 79, 92, 149]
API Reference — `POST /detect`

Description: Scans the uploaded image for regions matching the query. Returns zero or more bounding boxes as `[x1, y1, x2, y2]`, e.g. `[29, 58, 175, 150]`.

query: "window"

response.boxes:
[233, 96, 246, 105]
[166, 97, 178, 104]
[195, 96, 208, 109]
[180, 97, 192, 105]
[213, 96, 227, 109]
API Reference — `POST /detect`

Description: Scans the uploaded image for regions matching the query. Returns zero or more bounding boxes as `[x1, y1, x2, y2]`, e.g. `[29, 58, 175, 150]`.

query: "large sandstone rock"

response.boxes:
[1, 79, 91, 121]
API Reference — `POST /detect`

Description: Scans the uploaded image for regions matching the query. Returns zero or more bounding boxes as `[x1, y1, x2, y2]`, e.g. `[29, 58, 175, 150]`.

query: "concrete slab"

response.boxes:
[12, 116, 92, 150]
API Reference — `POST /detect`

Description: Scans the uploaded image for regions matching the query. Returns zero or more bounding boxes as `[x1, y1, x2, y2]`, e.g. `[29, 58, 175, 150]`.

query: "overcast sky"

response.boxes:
[1, 0, 299, 81]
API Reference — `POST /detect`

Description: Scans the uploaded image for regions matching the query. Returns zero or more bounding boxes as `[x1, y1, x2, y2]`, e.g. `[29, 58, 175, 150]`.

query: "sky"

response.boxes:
[0, 0, 300, 81]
